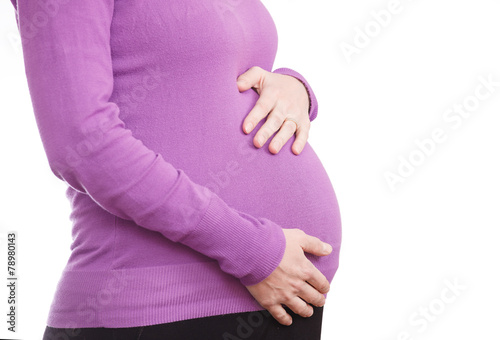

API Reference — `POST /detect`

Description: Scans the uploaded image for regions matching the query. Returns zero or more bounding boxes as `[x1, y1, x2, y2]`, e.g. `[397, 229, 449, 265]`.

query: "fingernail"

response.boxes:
[323, 244, 332, 254]
[244, 123, 253, 133]
[292, 145, 302, 155]
[257, 136, 264, 146]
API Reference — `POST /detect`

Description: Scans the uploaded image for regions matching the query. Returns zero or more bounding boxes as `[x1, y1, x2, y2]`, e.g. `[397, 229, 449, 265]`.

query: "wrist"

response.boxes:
[271, 67, 318, 122]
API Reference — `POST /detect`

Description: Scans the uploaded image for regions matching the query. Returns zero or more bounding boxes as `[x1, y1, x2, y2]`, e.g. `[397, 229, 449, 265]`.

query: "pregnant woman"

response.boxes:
[10, 0, 341, 339]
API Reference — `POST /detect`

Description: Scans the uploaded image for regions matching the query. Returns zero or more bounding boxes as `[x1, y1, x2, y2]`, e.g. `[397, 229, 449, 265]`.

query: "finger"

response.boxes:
[304, 263, 330, 295]
[291, 121, 310, 155]
[267, 304, 293, 326]
[297, 281, 326, 308]
[253, 107, 285, 148]
[301, 233, 333, 257]
[269, 119, 297, 154]
[285, 296, 314, 318]
[242, 90, 277, 135]
[236, 66, 265, 93]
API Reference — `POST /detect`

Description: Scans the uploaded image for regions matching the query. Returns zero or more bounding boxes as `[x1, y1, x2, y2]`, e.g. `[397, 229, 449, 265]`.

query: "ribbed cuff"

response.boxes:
[185, 193, 287, 286]
[272, 67, 319, 122]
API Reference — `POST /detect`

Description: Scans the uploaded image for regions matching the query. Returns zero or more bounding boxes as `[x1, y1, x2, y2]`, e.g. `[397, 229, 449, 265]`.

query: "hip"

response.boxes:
[43, 304, 323, 340]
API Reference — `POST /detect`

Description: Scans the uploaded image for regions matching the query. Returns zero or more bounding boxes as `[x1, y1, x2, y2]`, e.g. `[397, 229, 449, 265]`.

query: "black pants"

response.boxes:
[42, 305, 323, 340]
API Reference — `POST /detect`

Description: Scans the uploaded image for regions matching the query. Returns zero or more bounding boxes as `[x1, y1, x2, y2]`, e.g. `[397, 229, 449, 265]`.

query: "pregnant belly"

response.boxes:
[164, 89, 341, 282]
[109, 87, 342, 283]
[201, 135, 342, 283]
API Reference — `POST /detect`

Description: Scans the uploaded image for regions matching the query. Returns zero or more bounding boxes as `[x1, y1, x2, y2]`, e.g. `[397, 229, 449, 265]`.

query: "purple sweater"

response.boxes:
[11, 0, 341, 328]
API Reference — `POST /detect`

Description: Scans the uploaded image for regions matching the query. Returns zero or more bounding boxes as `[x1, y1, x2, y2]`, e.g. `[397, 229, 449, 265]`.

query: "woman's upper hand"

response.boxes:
[236, 66, 311, 155]
[244, 228, 332, 326]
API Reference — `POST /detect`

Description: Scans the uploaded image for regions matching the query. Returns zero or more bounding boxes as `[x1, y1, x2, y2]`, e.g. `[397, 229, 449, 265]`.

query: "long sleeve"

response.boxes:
[15, 0, 285, 286]
[272, 67, 319, 122]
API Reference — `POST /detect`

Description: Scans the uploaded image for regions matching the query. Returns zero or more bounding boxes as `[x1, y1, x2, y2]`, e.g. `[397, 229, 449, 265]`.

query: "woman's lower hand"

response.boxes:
[244, 228, 332, 326]
[236, 66, 311, 155]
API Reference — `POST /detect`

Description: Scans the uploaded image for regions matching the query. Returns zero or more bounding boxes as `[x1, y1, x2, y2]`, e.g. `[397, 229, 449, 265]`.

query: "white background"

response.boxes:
[1, 0, 499, 339]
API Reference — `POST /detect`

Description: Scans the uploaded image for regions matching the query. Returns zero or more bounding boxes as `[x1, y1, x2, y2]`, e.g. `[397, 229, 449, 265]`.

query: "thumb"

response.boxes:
[301, 235, 333, 257]
[236, 66, 265, 92]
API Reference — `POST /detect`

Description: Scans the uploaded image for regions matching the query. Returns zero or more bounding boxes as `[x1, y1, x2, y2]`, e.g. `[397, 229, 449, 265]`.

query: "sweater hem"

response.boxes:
[45, 261, 266, 328]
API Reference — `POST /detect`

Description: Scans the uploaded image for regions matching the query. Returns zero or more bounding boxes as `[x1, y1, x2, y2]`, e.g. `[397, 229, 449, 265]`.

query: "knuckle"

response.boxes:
[275, 310, 287, 321]
[301, 265, 314, 279]
[283, 120, 297, 135]
[319, 282, 330, 293]
[261, 127, 273, 139]
[282, 289, 295, 301]
[255, 100, 269, 113]
[286, 121, 299, 135]
[300, 305, 312, 316]
[260, 298, 273, 309]
[269, 117, 282, 131]
[289, 301, 308, 317]
[289, 278, 304, 292]
[273, 109, 286, 122]
[308, 291, 324, 305]
[316, 295, 326, 306]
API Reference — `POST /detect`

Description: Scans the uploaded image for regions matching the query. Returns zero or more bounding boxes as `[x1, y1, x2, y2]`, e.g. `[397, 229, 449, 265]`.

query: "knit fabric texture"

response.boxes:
[10, 0, 341, 328]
